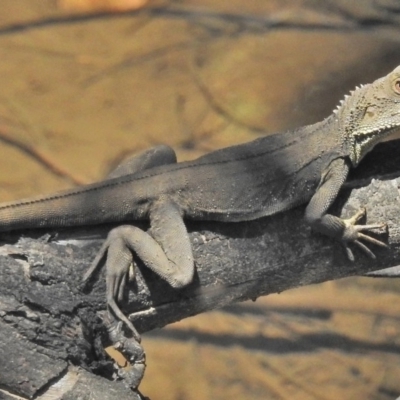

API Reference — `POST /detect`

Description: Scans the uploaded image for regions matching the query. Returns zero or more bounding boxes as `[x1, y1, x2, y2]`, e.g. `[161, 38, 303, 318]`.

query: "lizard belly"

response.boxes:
[175, 156, 324, 222]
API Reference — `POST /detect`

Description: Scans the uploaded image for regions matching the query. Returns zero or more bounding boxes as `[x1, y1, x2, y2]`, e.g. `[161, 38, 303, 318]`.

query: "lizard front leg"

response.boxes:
[304, 157, 387, 261]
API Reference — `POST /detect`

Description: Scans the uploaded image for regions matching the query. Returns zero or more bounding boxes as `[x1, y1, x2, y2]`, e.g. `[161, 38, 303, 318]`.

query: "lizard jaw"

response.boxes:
[352, 124, 400, 165]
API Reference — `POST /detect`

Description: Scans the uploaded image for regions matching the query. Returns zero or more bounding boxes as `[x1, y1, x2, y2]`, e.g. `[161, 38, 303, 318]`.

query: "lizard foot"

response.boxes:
[341, 207, 388, 261]
[107, 266, 142, 344]
[104, 314, 146, 389]
[82, 228, 142, 342]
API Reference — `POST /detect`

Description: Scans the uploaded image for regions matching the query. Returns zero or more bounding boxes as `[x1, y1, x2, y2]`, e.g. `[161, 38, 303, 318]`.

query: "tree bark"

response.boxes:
[2, 139, 400, 399]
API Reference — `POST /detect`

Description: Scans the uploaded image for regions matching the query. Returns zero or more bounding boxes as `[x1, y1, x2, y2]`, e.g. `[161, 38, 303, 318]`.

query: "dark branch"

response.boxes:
[1, 139, 400, 399]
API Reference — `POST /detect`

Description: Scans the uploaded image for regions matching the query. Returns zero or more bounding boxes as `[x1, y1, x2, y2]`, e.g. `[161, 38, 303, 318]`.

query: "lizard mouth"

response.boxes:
[381, 125, 400, 143]
[353, 124, 400, 164]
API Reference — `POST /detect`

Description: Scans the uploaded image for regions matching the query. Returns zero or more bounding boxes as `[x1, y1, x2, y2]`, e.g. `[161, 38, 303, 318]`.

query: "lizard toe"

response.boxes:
[353, 239, 376, 259]
[342, 243, 355, 262]
[117, 271, 128, 303]
[357, 231, 388, 248]
[107, 298, 141, 343]
[344, 207, 366, 226]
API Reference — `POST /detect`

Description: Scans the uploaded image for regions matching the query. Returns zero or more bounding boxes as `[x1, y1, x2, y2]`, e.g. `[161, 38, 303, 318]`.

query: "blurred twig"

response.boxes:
[0, 125, 87, 186]
[190, 68, 265, 133]
[0, 4, 374, 37]
[175, 93, 230, 152]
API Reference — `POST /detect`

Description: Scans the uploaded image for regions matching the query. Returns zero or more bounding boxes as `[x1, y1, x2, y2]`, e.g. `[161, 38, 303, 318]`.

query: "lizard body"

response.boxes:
[0, 117, 340, 227]
[2, 66, 400, 340]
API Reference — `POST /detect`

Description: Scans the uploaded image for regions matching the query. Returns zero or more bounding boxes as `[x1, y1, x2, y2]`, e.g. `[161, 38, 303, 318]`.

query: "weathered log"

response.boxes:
[1, 139, 400, 399]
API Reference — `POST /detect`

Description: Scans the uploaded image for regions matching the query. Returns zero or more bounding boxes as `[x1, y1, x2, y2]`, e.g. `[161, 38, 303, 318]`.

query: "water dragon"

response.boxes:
[1, 66, 400, 341]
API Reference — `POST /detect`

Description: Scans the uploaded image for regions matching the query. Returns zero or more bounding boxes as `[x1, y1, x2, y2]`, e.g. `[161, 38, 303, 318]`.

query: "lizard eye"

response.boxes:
[394, 79, 400, 94]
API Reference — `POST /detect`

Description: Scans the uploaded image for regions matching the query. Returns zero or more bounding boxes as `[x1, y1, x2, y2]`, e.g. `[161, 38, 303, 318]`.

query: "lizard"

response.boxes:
[1, 66, 400, 342]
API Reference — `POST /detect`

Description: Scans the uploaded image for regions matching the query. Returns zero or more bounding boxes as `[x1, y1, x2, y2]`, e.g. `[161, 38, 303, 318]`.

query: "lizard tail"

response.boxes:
[81, 237, 111, 286]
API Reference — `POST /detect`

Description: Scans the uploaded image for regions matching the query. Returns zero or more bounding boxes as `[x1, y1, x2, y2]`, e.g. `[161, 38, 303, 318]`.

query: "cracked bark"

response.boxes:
[1, 139, 400, 399]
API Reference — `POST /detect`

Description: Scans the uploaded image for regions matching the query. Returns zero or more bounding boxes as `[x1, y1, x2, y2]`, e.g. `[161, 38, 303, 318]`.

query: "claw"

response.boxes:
[353, 240, 376, 259]
[357, 231, 388, 248]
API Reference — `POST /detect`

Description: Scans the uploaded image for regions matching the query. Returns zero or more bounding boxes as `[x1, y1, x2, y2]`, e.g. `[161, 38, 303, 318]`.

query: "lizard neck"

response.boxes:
[321, 111, 351, 162]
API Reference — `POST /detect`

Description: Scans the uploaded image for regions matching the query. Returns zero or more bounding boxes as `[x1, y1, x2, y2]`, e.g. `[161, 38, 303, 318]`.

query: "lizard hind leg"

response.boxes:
[107, 144, 177, 179]
[80, 232, 140, 338]
[82, 144, 179, 341]
[89, 219, 194, 342]
[90, 225, 175, 342]
[103, 231, 141, 341]
[101, 197, 194, 340]
[84, 143, 178, 286]
[148, 199, 195, 288]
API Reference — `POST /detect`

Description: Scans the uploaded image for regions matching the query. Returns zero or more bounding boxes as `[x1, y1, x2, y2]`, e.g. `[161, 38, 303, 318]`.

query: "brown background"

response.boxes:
[2, 1, 400, 399]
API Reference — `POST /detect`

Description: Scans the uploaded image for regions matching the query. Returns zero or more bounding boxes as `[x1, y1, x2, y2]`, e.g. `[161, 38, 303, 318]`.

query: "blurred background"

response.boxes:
[2, 1, 400, 399]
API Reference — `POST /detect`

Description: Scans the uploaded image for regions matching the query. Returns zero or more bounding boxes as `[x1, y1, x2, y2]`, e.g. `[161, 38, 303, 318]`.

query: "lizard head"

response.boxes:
[335, 65, 400, 165]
